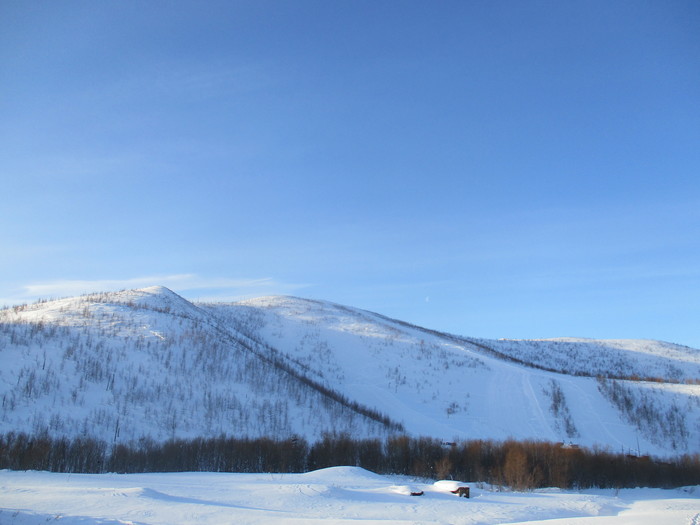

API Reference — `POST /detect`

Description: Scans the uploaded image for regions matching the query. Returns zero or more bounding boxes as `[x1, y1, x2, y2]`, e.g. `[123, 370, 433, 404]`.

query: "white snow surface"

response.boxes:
[207, 295, 700, 456]
[1, 287, 698, 456]
[1, 467, 698, 525]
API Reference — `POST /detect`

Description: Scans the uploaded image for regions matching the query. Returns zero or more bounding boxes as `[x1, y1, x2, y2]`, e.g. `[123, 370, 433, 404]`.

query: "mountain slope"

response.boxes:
[468, 336, 700, 382]
[1, 287, 697, 458]
[205, 296, 700, 456]
[0, 287, 400, 443]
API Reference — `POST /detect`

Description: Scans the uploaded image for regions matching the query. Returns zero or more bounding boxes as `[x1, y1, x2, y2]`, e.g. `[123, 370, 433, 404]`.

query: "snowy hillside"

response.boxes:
[1, 287, 698, 457]
[204, 296, 700, 457]
[0, 287, 399, 444]
[469, 336, 700, 382]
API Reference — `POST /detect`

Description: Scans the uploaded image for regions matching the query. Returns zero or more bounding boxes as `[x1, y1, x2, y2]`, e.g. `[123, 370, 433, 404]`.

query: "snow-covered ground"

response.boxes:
[1, 467, 698, 525]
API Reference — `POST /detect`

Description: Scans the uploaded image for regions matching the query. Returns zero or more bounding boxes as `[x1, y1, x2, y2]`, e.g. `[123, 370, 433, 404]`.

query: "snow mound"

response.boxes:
[434, 480, 468, 492]
[300, 466, 387, 483]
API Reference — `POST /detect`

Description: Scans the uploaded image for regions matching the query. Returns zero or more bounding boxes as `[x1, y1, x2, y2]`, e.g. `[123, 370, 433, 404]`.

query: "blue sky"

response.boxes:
[2, 1, 699, 347]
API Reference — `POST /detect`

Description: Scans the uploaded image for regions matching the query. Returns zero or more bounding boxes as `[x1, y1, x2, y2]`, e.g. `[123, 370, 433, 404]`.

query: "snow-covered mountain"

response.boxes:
[1, 286, 698, 457]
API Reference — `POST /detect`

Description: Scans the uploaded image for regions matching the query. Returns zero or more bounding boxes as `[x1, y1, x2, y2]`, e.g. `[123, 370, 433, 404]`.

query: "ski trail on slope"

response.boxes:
[485, 359, 556, 440]
[558, 375, 631, 451]
[521, 372, 553, 438]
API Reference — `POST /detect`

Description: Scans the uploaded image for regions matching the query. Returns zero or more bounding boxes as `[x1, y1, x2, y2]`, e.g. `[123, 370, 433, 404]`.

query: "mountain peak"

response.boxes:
[138, 285, 176, 295]
[108, 285, 186, 304]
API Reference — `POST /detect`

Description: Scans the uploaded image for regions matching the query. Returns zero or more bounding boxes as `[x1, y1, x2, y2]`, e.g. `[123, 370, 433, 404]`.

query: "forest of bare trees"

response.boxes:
[1, 432, 697, 490]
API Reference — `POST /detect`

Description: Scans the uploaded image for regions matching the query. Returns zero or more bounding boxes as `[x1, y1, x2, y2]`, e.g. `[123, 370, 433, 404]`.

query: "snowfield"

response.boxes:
[1, 467, 698, 525]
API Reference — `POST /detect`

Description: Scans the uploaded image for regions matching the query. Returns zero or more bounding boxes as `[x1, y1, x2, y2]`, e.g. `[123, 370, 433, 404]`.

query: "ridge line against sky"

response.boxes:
[0, 274, 310, 306]
[1, 1, 699, 348]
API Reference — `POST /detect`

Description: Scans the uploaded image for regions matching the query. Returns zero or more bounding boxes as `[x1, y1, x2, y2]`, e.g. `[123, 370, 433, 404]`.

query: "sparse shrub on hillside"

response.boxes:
[597, 378, 689, 451]
[543, 380, 578, 438]
[469, 338, 700, 384]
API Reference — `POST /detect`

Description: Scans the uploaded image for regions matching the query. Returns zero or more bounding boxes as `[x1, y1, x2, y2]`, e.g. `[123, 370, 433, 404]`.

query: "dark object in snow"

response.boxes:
[410, 491, 424, 496]
[451, 486, 470, 498]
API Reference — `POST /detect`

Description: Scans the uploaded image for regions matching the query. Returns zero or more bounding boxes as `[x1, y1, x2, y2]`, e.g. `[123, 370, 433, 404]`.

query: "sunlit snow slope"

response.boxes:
[0, 287, 399, 444]
[1, 287, 698, 457]
[206, 296, 700, 457]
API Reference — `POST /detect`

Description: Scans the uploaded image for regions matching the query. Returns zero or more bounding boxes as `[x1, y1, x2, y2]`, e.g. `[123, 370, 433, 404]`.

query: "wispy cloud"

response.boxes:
[1, 274, 311, 307]
[22, 275, 194, 298]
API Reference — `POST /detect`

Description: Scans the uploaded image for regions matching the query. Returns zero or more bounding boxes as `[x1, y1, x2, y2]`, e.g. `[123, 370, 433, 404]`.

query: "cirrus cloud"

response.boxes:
[1, 274, 310, 307]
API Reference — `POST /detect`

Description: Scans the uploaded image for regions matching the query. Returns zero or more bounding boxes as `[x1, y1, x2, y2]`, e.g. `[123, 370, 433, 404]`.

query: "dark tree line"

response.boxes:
[1, 432, 698, 489]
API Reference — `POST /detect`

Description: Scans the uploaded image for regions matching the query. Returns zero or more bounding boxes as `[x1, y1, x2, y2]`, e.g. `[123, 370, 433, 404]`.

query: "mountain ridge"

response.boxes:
[1, 286, 697, 458]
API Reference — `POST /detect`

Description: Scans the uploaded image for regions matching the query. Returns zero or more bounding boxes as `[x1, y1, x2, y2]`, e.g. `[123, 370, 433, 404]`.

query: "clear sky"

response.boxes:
[2, 1, 699, 347]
